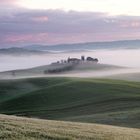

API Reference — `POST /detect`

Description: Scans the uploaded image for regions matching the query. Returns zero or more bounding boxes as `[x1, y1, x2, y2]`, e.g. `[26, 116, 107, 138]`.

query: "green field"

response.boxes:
[0, 114, 140, 140]
[0, 77, 140, 128]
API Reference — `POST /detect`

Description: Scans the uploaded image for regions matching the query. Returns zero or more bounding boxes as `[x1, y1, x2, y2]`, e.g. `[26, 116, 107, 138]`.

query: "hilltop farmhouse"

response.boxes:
[45, 56, 99, 74]
[66, 56, 98, 64]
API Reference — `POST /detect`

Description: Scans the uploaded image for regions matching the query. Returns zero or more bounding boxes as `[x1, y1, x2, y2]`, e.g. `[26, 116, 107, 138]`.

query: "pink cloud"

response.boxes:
[2, 9, 140, 46]
[120, 20, 140, 28]
[3, 33, 48, 44]
[2, 31, 140, 46]
[32, 16, 49, 22]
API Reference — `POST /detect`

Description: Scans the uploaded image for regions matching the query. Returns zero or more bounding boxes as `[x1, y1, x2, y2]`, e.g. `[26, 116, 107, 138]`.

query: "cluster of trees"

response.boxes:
[86, 57, 98, 63]
[44, 65, 74, 74]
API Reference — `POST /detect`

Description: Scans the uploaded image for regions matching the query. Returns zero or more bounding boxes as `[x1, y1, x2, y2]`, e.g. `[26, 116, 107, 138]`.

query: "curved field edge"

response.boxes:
[0, 114, 140, 140]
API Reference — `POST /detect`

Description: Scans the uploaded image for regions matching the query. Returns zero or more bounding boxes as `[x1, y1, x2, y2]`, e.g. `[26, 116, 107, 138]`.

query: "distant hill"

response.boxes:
[0, 63, 123, 79]
[0, 47, 48, 56]
[23, 39, 140, 51]
[1, 40, 140, 54]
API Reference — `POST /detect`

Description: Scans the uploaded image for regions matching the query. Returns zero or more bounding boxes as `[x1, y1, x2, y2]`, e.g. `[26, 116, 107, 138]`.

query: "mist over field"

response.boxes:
[1, 48, 140, 72]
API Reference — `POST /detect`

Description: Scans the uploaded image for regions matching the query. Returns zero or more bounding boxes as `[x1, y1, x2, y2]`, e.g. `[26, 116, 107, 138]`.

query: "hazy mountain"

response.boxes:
[1, 40, 140, 55]
[0, 47, 48, 55]
[23, 40, 140, 51]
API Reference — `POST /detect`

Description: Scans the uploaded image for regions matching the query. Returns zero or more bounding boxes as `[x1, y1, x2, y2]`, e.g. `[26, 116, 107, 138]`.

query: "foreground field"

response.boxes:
[0, 114, 140, 140]
[0, 77, 140, 128]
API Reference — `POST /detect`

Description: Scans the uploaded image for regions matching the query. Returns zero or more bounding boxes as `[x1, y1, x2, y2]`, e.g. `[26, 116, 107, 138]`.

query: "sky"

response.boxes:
[1, 0, 140, 47]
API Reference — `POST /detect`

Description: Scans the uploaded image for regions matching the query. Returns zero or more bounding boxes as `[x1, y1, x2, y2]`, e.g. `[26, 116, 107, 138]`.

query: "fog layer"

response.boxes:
[0, 49, 140, 72]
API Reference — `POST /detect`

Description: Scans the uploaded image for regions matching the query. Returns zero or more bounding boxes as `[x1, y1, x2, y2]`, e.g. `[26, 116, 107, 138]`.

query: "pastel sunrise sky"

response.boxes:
[1, 0, 140, 47]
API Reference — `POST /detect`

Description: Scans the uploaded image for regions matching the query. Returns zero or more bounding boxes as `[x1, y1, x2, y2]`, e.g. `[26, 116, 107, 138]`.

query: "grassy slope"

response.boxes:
[0, 63, 123, 79]
[107, 72, 140, 82]
[0, 77, 140, 128]
[0, 114, 140, 140]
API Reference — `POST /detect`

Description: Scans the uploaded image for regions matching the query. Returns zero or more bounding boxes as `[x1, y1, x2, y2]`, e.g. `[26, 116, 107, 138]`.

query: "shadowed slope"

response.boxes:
[0, 78, 140, 128]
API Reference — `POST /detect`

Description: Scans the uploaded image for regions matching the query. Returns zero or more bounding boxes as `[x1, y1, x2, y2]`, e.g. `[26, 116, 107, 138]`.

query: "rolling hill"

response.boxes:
[0, 63, 124, 79]
[2, 39, 140, 53]
[0, 47, 48, 56]
[0, 77, 140, 128]
[107, 72, 140, 82]
[0, 114, 140, 140]
[24, 39, 140, 51]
